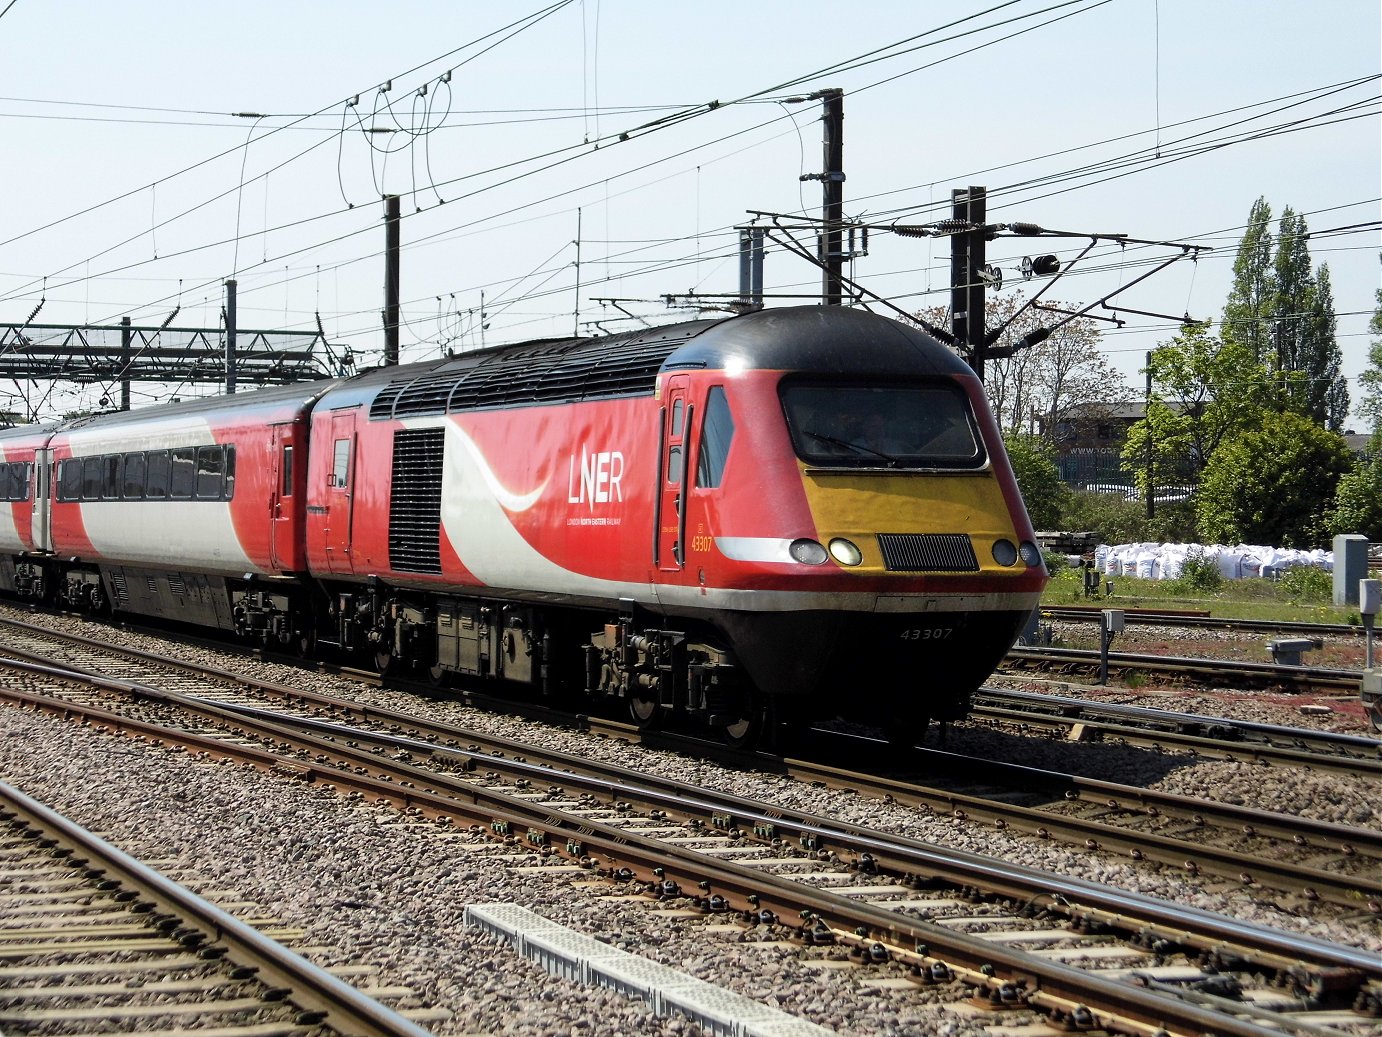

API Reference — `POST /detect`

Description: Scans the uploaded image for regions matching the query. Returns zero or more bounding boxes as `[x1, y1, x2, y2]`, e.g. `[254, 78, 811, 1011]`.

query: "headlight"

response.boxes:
[1018, 541, 1043, 567]
[991, 539, 1018, 566]
[789, 538, 829, 565]
[828, 538, 862, 566]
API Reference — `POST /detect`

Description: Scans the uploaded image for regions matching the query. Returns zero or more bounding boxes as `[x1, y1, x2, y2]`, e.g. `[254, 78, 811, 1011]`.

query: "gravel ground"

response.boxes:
[1, 607, 1379, 1036]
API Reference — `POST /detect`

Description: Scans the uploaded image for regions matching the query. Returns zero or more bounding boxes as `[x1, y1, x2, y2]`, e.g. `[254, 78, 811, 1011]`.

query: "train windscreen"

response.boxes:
[781, 382, 985, 470]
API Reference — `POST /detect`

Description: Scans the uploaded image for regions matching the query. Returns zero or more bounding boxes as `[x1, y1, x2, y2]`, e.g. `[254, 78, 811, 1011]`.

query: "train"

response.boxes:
[0, 305, 1047, 746]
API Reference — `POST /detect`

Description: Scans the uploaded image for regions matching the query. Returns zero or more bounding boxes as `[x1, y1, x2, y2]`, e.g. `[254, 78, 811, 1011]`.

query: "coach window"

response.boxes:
[281, 445, 294, 496]
[58, 459, 81, 502]
[0, 463, 11, 501]
[82, 457, 102, 500]
[102, 455, 122, 499]
[169, 448, 196, 499]
[123, 452, 146, 499]
[332, 439, 350, 489]
[695, 386, 735, 489]
[196, 446, 225, 500]
[145, 451, 170, 499]
[223, 446, 236, 500]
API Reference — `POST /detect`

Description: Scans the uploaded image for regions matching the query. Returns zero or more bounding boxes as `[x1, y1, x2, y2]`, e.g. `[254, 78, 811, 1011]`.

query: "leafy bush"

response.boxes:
[1042, 549, 1072, 574]
[1002, 434, 1066, 530]
[1144, 500, 1198, 544]
[1196, 412, 1352, 548]
[1057, 490, 1150, 545]
[1327, 453, 1382, 541]
[1277, 565, 1332, 604]
[1169, 550, 1223, 595]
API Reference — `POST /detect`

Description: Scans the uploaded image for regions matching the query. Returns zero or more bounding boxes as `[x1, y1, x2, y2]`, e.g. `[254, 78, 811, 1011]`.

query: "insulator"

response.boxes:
[1007, 222, 1044, 235]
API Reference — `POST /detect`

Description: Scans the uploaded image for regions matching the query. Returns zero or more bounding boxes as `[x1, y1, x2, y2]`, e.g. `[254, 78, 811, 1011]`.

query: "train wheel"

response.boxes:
[719, 697, 765, 750]
[628, 691, 662, 730]
[428, 663, 452, 689]
[373, 650, 394, 676]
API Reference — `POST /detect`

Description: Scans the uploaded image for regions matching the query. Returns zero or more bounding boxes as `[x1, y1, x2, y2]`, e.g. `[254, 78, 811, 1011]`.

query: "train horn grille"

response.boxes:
[877, 533, 979, 572]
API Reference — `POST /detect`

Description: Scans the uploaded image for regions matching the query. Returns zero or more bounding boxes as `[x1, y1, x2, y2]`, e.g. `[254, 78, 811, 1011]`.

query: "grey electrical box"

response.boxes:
[1333, 535, 1369, 606]
[1360, 579, 1381, 618]
[1103, 609, 1125, 633]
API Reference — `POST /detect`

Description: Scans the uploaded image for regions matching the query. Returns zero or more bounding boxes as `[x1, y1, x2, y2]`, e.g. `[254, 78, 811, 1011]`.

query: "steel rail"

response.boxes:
[2, 618, 1378, 908]
[1006, 645, 1362, 693]
[0, 779, 435, 1037]
[977, 686, 1381, 754]
[4, 614, 1378, 906]
[4, 655, 1377, 979]
[0, 663, 1357, 1037]
[1041, 607, 1366, 638]
[972, 690, 1381, 776]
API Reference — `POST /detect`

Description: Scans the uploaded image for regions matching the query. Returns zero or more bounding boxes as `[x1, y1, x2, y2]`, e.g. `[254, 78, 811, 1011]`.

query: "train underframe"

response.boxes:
[311, 579, 765, 746]
[1, 555, 1027, 748]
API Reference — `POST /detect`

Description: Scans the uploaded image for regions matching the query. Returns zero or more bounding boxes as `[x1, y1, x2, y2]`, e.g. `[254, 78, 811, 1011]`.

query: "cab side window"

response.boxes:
[696, 386, 735, 489]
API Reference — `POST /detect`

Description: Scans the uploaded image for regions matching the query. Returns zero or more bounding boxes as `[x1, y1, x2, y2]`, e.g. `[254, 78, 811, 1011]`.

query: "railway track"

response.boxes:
[1004, 644, 1364, 696]
[0, 781, 438, 1037]
[1, 613, 1378, 907]
[971, 686, 1381, 774]
[1041, 606, 1367, 638]
[2, 621, 1380, 1037]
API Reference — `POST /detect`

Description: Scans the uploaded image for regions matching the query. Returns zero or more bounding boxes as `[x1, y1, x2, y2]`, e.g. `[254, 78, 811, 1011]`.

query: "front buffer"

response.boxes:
[711, 603, 1031, 728]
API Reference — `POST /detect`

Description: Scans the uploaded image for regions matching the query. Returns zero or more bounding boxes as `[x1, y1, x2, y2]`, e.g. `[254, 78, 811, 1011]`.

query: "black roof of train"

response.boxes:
[0, 307, 971, 434]
[347, 306, 969, 421]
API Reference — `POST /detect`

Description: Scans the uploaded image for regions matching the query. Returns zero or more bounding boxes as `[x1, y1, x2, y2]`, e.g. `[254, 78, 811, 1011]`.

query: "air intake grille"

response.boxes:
[877, 533, 978, 572]
[389, 428, 445, 574]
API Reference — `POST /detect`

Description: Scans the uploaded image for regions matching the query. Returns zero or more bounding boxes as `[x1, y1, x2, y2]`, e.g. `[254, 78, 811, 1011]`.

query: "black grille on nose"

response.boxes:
[877, 533, 979, 572]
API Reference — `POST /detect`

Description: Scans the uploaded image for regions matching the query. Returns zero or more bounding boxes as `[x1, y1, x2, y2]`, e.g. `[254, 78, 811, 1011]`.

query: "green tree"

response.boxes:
[1358, 269, 1382, 442]
[1327, 454, 1382, 541]
[1120, 323, 1271, 496]
[1001, 433, 1065, 529]
[1222, 196, 1275, 364]
[1196, 411, 1352, 547]
[1273, 209, 1349, 429]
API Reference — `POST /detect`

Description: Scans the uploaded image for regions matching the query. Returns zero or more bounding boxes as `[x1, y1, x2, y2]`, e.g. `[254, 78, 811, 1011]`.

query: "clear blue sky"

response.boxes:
[1, 0, 1377, 422]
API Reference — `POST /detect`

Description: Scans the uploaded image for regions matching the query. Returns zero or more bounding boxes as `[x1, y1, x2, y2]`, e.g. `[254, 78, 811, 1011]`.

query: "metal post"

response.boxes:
[573, 207, 582, 338]
[738, 228, 765, 310]
[384, 194, 400, 366]
[951, 186, 988, 379]
[950, 189, 969, 367]
[119, 316, 131, 411]
[1146, 351, 1155, 519]
[1362, 579, 1380, 670]
[1099, 609, 1124, 685]
[224, 279, 237, 395]
[965, 185, 986, 377]
[819, 89, 844, 306]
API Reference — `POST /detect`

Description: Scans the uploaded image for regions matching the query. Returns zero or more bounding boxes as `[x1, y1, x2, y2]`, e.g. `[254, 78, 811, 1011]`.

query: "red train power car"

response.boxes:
[0, 306, 1047, 745]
